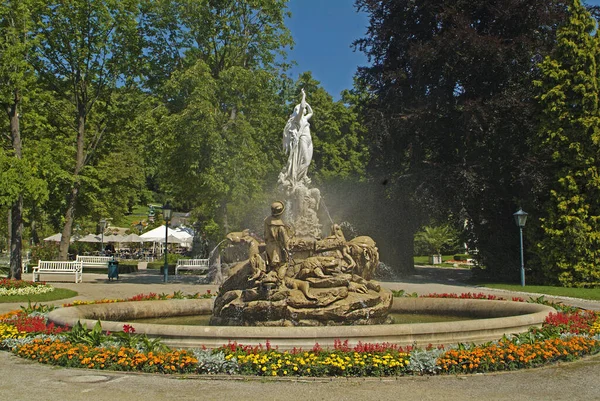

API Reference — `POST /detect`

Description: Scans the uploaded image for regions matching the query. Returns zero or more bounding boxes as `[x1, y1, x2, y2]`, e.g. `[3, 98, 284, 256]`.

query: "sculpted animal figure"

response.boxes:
[346, 236, 379, 280]
[221, 230, 266, 291]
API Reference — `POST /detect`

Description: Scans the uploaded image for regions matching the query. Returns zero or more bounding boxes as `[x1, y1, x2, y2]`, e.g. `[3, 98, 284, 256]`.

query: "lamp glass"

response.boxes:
[513, 209, 528, 227]
[162, 201, 173, 221]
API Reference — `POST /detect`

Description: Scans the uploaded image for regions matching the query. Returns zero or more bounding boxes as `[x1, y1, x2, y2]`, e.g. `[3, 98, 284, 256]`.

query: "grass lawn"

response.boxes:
[0, 288, 78, 303]
[413, 255, 470, 268]
[481, 283, 600, 301]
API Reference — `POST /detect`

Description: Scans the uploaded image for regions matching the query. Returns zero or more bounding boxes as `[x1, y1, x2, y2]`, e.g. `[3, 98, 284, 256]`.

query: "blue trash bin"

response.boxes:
[108, 259, 119, 280]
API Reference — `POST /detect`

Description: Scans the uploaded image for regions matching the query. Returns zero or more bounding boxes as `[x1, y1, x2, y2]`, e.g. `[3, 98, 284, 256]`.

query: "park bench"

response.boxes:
[76, 255, 112, 269]
[32, 260, 83, 283]
[175, 259, 210, 276]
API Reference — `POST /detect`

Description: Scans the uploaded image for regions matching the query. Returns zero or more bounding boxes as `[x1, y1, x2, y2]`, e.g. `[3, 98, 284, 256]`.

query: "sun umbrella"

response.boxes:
[104, 234, 125, 242]
[120, 233, 145, 243]
[77, 233, 102, 243]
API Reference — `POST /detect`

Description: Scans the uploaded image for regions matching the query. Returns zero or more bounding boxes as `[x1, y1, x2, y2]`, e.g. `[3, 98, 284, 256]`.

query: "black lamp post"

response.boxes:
[99, 219, 107, 255]
[513, 208, 528, 287]
[162, 201, 173, 283]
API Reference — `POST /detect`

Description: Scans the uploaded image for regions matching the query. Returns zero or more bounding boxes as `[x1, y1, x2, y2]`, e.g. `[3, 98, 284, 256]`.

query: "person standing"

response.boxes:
[263, 201, 290, 279]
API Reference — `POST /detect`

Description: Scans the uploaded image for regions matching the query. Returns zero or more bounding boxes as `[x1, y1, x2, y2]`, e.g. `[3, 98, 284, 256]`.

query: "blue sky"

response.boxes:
[285, 1, 369, 100]
[285, 0, 600, 101]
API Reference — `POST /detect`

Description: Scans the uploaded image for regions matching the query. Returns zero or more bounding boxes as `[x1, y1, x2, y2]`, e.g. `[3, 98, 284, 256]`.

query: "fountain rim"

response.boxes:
[48, 298, 555, 350]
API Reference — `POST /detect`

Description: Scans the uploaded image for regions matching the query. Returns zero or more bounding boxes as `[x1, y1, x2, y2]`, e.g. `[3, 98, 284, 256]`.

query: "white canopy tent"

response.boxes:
[140, 225, 193, 257]
[140, 225, 193, 244]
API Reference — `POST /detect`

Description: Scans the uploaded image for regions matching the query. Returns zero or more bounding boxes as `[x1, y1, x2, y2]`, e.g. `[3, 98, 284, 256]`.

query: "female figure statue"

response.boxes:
[282, 88, 313, 188]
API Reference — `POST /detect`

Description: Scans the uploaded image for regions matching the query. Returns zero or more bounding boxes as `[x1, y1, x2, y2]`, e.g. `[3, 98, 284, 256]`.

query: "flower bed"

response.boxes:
[1, 292, 599, 377]
[0, 279, 54, 296]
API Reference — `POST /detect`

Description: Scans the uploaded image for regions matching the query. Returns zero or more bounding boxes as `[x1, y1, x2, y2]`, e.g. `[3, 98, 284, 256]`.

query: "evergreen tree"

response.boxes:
[534, 0, 600, 286]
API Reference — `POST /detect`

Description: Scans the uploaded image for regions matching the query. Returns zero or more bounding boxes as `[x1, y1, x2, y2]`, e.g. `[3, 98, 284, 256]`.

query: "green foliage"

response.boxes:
[20, 300, 57, 315]
[414, 225, 460, 255]
[65, 321, 107, 347]
[0, 152, 47, 208]
[533, 0, 600, 287]
[110, 328, 169, 353]
[354, 0, 566, 278]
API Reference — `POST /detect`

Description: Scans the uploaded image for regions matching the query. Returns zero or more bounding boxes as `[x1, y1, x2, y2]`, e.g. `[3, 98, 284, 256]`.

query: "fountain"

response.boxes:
[47, 90, 555, 348]
[209, 88, 391, 326]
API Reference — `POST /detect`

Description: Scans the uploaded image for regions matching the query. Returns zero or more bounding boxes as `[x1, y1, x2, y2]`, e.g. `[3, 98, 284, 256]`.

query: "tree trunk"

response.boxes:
[59, 109, 86, 260]
[7, 92, 23, 279]
[9, 196, 23, 279]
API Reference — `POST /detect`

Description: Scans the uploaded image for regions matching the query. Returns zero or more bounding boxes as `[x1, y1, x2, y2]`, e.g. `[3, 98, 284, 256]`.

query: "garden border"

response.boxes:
[47, 298, 556, 350]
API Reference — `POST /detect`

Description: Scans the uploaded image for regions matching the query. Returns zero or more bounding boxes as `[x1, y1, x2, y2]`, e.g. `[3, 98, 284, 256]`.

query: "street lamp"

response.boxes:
[99, 219, 107, 255]
[162, 201, 173, 283]
[513, 208, 528, 287]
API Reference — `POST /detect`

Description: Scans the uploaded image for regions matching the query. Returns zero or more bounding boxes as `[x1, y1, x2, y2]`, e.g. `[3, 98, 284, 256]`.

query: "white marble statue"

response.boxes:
[282, 88, 313, 188]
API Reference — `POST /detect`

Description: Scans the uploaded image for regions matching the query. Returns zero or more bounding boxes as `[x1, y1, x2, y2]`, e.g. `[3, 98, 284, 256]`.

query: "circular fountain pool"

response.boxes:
[48, 298, 555, 350]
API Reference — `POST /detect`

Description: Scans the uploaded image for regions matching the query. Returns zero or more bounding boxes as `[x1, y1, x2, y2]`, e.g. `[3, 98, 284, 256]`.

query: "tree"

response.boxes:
[0, 0, 44, 278]
[354, 0, 566, 277]
[139, 0, 293, 239]
[534, 0, 600, 286]
[140, 0, 292, 91]
[31, 0, 143, 259]
[158, 61, 277, 237]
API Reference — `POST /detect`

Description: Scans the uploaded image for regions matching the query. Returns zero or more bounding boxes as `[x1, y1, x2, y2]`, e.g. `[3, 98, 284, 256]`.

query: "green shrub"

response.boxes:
[30, 242, 59, 262]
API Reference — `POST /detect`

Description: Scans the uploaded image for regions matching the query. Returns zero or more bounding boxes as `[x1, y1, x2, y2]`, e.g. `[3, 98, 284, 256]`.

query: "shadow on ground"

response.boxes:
[399, 266, 473, 286]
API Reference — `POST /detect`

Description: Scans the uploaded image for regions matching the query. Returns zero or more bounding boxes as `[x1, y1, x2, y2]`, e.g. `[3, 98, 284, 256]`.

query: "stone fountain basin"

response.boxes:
[48, 298, 555, 350]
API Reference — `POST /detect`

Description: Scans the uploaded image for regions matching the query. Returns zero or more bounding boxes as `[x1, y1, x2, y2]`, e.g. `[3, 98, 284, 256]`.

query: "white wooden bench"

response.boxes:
[32, 260, 83, 283]
[22, 258, 31, 273]
[175, 259, 210, 276]
[76, 255, 112, 269]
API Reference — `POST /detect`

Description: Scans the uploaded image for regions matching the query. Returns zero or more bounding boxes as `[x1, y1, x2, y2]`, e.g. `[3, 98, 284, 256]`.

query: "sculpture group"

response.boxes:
[211, 91, 392, 326]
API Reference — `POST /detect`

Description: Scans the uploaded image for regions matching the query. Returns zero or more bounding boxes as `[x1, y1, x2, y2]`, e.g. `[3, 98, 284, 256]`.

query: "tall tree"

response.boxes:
[158, 61, 277, 237]
[534, 0, 600, 286]
[0, 0, 37, 278]
[31, 0, 143, 259]
[140, 0, 292, 91]
[142, 0, 293, 238]
[353, 0, 566, 276]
